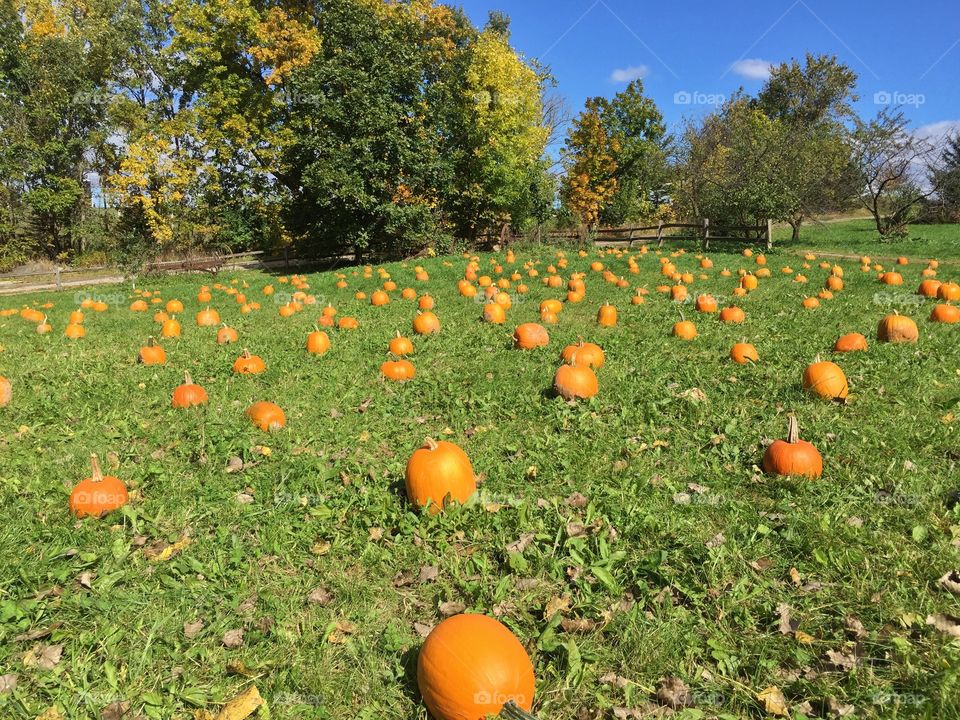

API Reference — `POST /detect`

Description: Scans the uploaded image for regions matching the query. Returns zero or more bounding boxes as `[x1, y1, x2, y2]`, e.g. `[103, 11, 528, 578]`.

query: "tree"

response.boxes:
[595, 80, 671, 226]
[852, 108, 946, 238]
[561, 99, 618, 230]
[932, 133, 960, 218]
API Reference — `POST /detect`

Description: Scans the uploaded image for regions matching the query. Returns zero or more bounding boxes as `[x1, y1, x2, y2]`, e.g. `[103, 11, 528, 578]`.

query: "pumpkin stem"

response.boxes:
[424, 437, 439, 451]
[148, 336, 157, 347]
[183, 370, 193, 385]
[242, 348, 251, 359]
[396, 330, 402, 338]
[787, 414, 800, 444]
[89, 453, 103, 483]
[499, 701, 539, 719]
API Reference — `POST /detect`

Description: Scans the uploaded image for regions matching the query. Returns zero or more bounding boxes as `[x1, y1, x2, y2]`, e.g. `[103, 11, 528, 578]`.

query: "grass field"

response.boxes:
[774, 219, 959, 260]
[0, 241, 959, 719]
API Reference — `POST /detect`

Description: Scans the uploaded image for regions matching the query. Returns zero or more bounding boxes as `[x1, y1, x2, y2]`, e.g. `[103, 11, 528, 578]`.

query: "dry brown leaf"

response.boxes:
[825, 648, 859, 671]
[544, 595, 571, 619]
[657, 676, 692, 709]
[183, 620, 204, 639]
[926, 613, 960, 638]
[311, 541, 331, 556]
[844, 615, 866, 638]
[221, 629, 244, 649]
[418, 566, 438, 583]
[795, 630, 815, 645]
[777, 603, 798, 635]
[706, 532, 726, 549]
[100, 701, 129, 720]
[438, 601, 466, 617]
[826, 697, 855, 717]
[756, 685, 789, 716]
[36, 707, 65, 720]
[14, 622, 61, 642]
[226, 456, 244, 473]
[215, 685, 264, 720]
[144, 535, 191, 562]
[0, 674, 17, 693]
[559, 617, 599, 633]
[506, 533, 535, 554]
[939, 570, 960, 595]
[307, 587, 333, 605]
[23, 643, 63, 670]
[789, 567, 802, 586]
[566, 492, 588, 508]
[77, 571, 94, 590]
[237, 594, 257, 615]
[599, 672, 630, 689]
[413, 622, 434, 638]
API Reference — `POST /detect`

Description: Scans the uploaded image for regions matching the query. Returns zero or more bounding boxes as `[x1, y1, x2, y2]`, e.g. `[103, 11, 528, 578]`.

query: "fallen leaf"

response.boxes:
[939, 570, 960, 595]
[413, 622, 434, 638]
[750, 558, 774, 572]
[439, 601, 466, 617]
[215, 685, 264, 720]
[356, 398, 372, 413]
[311, 541, 331, 556]
[706, 532, 725, 549]
[506, 533, 535, 554]
[36, 707, 65, 720]
[237, 594, 257, 615]
[14, 622, 61, 642]
[225, 456, 244, 473]
[844, 615, 866, 639]
[544, 595, 571, 619]
[795, 630, 815, 645]
[144, 535, 191, 562]
[183, 620, 204, 639]
[77, 571, 94, 590]
[599, 672, 630, 689]
[565, 492, 588, 508]
[789, 567, 802, 586]
[657, 677, 692, 709]
[0, 674, 17, 693]
[100, 701, 129, 720]
[825, 696, 855, 718]
[926, 613, 960, 638]
[221, 629, 244, 649]
[23, 643, 63, 670]
[235, 493, 254, 504]
[825, 648, 859, 671]
[307, 587, 333, 605]
[418, 566, 438, 583]
[756, 685, 789, 716]
[777, 603, 798, 634]
[226, 660, 255, 677]
[559, 617, 600, 633]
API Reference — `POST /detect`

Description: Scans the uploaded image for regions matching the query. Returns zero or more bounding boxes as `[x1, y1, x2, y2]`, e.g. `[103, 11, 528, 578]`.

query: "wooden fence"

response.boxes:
[541, 218, 773, 250]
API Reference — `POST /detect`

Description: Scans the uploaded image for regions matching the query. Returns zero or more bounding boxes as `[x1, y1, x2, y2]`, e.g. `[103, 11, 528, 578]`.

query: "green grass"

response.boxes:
[1, 242, 959, 719]
[773, 219, 959, 260]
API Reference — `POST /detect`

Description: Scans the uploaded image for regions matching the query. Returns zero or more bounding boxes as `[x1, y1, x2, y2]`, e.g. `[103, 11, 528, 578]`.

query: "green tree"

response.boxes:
[561, 98, 619, 230]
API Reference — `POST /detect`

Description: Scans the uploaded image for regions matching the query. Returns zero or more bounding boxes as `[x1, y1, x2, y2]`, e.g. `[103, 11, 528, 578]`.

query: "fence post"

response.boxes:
[766, 219, 773, 250]
[55, 267, 62, 292]
[283, 248, 290, 269]
[656, 221, 665, 248]
[702, 218, 710, 250]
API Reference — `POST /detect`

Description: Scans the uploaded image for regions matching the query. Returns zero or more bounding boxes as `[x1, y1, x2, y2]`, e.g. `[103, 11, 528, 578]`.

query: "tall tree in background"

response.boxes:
[561, 99, 619, 230]
[595, 80, 671, 226]
[932, 133, 960, 219]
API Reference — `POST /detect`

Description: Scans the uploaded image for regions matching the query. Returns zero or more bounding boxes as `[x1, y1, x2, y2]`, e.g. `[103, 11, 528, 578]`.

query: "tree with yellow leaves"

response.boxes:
[562, 99, 619, 230]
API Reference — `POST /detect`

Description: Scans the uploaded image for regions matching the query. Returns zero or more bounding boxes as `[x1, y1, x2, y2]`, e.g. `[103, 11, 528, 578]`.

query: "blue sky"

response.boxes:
[456, 0, 959, 153]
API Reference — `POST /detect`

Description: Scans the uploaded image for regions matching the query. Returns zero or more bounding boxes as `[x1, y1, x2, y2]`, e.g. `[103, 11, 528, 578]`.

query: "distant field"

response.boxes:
[774, 219, 959, 260]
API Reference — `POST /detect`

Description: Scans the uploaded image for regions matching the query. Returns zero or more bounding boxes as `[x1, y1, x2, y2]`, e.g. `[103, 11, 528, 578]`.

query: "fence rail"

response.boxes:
[539, 218, 773, 250]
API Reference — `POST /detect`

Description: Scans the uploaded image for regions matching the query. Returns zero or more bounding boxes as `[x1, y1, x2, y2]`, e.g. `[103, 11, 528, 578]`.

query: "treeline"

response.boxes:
[0, 0, 556, 269]
[562, 55, 960, 242]
[2, 1, 958, 273]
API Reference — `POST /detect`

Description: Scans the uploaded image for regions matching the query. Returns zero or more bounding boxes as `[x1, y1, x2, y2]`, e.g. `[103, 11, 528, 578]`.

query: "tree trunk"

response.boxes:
[790, 221, 801, 242]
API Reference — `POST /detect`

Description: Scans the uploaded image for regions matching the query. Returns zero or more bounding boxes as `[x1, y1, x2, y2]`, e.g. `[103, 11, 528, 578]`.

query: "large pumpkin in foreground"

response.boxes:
[763, 415, 822, 479]
[405, 439, 476, 513]
[69, 454, 130, 518]
[418, 613, 535, 720]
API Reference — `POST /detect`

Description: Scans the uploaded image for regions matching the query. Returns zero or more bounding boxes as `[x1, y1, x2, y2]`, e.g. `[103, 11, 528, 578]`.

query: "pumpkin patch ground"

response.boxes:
[0, 244, 958, 718]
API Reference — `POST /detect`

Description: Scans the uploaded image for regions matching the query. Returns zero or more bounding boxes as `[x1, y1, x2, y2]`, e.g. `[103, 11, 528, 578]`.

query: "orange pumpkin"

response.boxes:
[0, 376, 11, 406]
[877, 312, 919, 343]
[917, 279, 941, 298]
[246, 401, 286, 431]
[338, 316, 359, 330]
[233, 349, 267, 374]
[381, 359, 416, 381]
[719, 306, 745, 324]
[165, 299, 184, 314]
[880, 271, 903, 286]
[763, 415, 822, 479]
[695, 294, 718, 313]
[413, 311, 440, 335]
[672, 319, 697, 340]
[833, 332, 868, 353]
[138, 337, 166, 365]
[937, 282, 960, 301]
[561, 341, 605, 369]
[130, 299, 149, 312]
[65, 323, 86, 339]
[405, 438, 476, 513]
[196, 307, 220, 327]
[730, 342, 759, 364]
[417, 613, 535, 720]
[307, 329, 331, 355]
[217, 325, 239, 345]
[553, 364, 598, 400]
[161, 317, 181, 338]
[389, 331, 414, 356]
[930, 304, 960, 323]
[483, 303, 506, 324]
[371, 290, 390, 307]
[418, 295, 435, 310]
[597, 302, 617, 327]
[69, 454, 129, 518]
[802, 358, 848, 400]
[513, 323, 549, 350]
[172, 371, 208, 408]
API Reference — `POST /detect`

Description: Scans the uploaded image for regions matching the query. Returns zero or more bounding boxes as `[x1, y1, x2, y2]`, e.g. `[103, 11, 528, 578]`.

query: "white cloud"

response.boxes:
[610, 65, 649, 83]
[730, 58, 773, 80]
[913, 119, 960, 143]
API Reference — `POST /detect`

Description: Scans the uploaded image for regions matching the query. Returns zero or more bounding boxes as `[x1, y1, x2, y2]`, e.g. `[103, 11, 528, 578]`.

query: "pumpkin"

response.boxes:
[513, 323, 549, 350]
[322, 304, 338, 318]
[670, 284, 688, 303]
[802, 357, 848, 400]
[381, 359, 416, 381]
[917, 279, 942, 298]
[197, 290, 212, 303]
[740, 274, 758, 291]
[246, 401, 286, 431]
[834, 333, 868, 352]
[138, 337, 166, 365]
[826, 275, 844, 291]
[417, 613, 535, 720]
[930, 303, 960, 323]
[130, 299, 149, 312]
[801, 296, 819, 309]
[719, 306, 745, 324]
[413, 311, 440, 335]
[36, 316, 52, 334]
[217, 325, 239, 345]
[597, 303, 617, 327]
[458, 280, 477, 297]
[483, 303, 506, 324]
[69, 454, 130, 518]
[897, 256, 908, 265]
[196, 307, 220, 327]
[385, 331, 413, 356]
[877, 312, 919, 343]
[233, 348, 267, 374]
[165, 299, 184, 314]
[730, 342, 759, 364]
[0, 376, 10, 406]
[161, 317, 181, 338]
[401, 288, 417, 300]
[405, 438, 476, 513]
[371, 290, 390, 307]
[338, 316, 359, 330]
[672, 319, 697, 340]
[418, 295, 435, 310]
[937, 282, 960, 301]
[561, 341, 605, 369]
[172, 371, 208, 408]
[539, 310, 557, 325]
[553, 363, 598, 400]
[540, 299, 563, 315]
[762, 415, 822, 479]
[307, 328, 331, 355]
[65, 323, 86, 339]
[695, 294, 718, 313]
[880, 271, 903, 285]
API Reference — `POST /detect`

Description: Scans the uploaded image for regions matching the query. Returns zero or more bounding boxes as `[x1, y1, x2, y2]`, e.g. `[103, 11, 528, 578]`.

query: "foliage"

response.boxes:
[561, 99, 619, 229]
